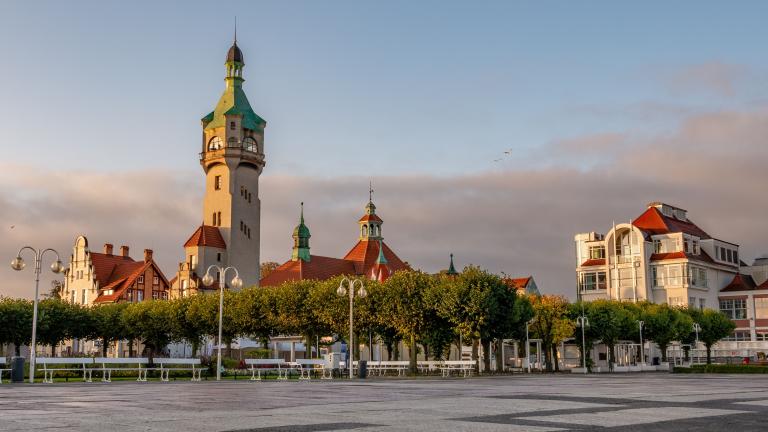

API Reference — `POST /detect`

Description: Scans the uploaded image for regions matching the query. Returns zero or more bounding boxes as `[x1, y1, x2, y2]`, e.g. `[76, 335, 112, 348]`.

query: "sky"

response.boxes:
[1, 1, 768, 299]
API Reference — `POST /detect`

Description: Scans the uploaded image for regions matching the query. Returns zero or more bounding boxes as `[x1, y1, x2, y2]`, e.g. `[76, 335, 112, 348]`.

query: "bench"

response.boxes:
[417, 361, 442, 374]
[244, 359, 292, 381]
[37, 357, 94, 383]
[153, 358, 202, 382]
[295, 359, 332, 380]
[439, 360, 476, 377]
[371, 361, 409, 376]
[94, 357, 149, 382]
[0, 358, 11, 384]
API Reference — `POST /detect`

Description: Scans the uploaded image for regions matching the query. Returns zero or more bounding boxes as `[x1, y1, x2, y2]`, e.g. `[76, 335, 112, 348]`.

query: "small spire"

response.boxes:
[369, 180, 374, 203]
[234, 16, 237, 43]
[447, 253, 458, 275]
[300, 201, 304, 224]
[376, 240, 388, 264]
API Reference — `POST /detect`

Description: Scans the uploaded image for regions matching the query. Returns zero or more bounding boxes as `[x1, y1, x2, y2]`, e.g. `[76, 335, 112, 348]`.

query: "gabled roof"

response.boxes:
[184, 225, 227, 249]
[720, 273, 760, 293]
[90, 252, 137, 287]
[633, 206, 711, 239]
[504, 277, 531, 291]
[343, 240, 409, 275]
[259, 255, 358, 287]
[93, 259, 170, 303]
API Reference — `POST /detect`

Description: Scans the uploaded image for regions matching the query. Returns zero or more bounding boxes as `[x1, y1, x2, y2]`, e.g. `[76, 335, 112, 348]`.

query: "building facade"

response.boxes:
[575, 202, 767, 345]
[172, 38, 266, 297]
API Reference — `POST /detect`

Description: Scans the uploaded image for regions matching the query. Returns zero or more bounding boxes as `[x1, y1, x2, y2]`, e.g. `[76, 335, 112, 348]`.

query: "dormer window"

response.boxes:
[208, 136, 222, 151]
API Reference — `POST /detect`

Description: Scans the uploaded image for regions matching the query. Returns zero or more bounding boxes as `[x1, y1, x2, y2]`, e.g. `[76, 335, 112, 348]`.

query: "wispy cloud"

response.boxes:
[662, 62, 748, 97]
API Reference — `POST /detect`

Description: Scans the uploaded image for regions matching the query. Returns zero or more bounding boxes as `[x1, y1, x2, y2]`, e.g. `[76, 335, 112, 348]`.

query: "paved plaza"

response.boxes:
[1, 374, 767, 431]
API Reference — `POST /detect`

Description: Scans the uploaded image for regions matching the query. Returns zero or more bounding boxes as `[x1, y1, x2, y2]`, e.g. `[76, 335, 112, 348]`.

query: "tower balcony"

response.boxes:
[200, 145, 265, 170]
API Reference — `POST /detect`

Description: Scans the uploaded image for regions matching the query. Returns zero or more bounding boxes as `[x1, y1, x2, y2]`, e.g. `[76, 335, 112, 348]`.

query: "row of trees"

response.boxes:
[0, 268, 736, 371]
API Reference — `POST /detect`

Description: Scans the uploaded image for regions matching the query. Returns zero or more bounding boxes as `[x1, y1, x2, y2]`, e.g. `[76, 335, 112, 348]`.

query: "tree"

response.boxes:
[421, 278, 456, 361]
[37, 299, 89, 356]
[688, 308, 736, 364]
[529, 295, 574, 372]
[260, 262, 280, 279]
[380, 271, 434, 373]
[587, 300, 634, 370]
[642, 303, 692, 362]
[236, 287, 275, 353]
[0, 298, 32, 356]
[568, 301, 599, 371]
[121, 300, 178, 362]
[89, 303, 129, 357]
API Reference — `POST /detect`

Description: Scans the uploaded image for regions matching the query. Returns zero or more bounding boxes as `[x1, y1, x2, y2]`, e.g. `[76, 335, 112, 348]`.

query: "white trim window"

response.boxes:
[719, 299, 747, 319]
[579, 271, 607, 291]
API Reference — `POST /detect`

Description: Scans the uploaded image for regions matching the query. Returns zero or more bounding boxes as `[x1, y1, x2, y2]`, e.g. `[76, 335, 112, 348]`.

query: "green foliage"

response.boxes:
[121, 300, 178, 361]
[0, 297, 32, 355]
[684, 307, 736, 364]
[530, 295, 574, 372]
[641, 303, 692, 362]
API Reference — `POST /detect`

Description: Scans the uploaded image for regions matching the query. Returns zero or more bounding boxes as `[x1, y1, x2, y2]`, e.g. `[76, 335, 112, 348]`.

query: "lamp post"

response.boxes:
[638, 320, 645, 366]
[576, 315, 589, 374]
[11, 247, 64, 383]
[693, 322, 701, 351]
[337, 277, 366, 379]
[525, 320, 533, 373]
[201, 265, 243, 381]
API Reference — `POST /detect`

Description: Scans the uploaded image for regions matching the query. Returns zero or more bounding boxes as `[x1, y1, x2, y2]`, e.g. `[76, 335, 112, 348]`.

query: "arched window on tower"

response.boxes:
[362, 225, 368, 237]
[208, 136, 222, 151]
[243, 137, 257, 153]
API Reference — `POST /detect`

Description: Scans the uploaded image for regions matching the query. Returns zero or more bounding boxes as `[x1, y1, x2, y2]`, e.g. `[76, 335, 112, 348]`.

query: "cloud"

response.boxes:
[2, 107, 768, 300]
[662, 62, 748, 97]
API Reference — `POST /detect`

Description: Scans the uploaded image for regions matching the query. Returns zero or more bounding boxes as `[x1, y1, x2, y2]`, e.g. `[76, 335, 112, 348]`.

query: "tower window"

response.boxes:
[243, 137, 257, 152]
[214, 176, 222, 190]
[229, 121, 236, 130]
[247, 227, 251, 239]
[240, 186, 244, 196]
[217, 253, 221, 262]
[208, 136, 222, 151]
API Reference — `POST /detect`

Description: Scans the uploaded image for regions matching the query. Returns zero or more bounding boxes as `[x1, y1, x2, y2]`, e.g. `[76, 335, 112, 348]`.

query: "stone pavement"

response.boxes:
[0, 374, 766, 431]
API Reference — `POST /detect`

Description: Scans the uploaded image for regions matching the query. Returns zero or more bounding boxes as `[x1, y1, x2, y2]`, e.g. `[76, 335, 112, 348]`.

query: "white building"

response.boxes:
[575, 202, 768, 347]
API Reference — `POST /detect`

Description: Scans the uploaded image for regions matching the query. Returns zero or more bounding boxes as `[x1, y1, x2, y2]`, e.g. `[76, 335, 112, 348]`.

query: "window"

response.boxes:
[243, 137, 257, 152]
[719, 299, 747, 319]
[699, 298, 706, 310]
[81, 289, 86, 304]
[248, 192, 252, 203]
[755, 297, 768, 319]
[723, 331, 751, 341]
[721, 248, 727, 261]
[215, 176, 222, 190]
[684, 238, 690, 253]
[137, 290, 144, 302]
[757, 333, 768, 342]
[228, 137, 238, 147]
[229, 121, 236, 130]
[668, 296, 684, 306]
[240, 186, 244, 196]
[692, 239, 700, 255]
[734, 250, 739, 264]
[190, 254, 197, 270]
[217, 212, 221, 226]
[689, 297, 695, 307]
[208, 136, 222, 150]
[217, 253, 222, 262]
[153, 276, 159, 286]
[589, 246, 605, 259]
[240, 220, 244, 231]
[71, 290, 76, 303]
[579, 271, 607, 291]
[727, 249, 733, 263]
[688, 266, 708, 287]
[138, 275, 144, 284]
[247, 227, 251, 239]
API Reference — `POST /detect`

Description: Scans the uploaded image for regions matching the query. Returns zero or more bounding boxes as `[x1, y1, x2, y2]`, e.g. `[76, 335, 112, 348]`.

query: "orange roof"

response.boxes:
[90, 252, 137, 288]
[650, 250, 716, 265]
[343, 240, 409, 275]
[504, 277, 531, 291]
[359, 213, 383, 223]
[633, 206, 711, 239]
[720, 274, 760, 293]
[259, 255, 358, 287]
[184, 225, 226, 249]
[580, 258, 606, 267]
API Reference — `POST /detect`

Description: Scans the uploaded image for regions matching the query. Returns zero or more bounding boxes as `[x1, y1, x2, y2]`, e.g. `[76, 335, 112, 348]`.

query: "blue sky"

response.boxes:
[2, 1, 768, 298]
[2, 1, 766, 177]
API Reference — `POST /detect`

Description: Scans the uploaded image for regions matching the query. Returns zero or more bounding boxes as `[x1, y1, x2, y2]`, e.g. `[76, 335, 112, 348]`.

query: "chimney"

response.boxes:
[120, 245, 130, 257]
[144, 249, 153, 263]
[103, 243, 114, 255]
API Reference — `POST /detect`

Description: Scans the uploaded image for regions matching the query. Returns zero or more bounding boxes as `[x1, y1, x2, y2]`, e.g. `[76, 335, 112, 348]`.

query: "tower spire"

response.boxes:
[234, 16, 237, 43]
[292, 202, 311, 262]
[447, 253, 458, 276]
[369, 180, 373, 203]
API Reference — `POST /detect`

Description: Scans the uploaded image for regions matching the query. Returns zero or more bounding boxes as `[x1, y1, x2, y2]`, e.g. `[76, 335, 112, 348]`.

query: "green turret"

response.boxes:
[291, 202, 311, 262]
[446, 253, 458, 276]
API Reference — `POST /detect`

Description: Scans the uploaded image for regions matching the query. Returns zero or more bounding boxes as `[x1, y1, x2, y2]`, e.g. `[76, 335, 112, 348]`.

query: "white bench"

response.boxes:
[417, 361, 442, 374]
[37, 358, 94, 383]
[94, 358, 149, 382]
[439, 360, 476, 377]
[0, 358, 11, 384]
[295, 359, 332, 380]
[244, 359, 292, 381]
[372, 361, 409, 376]
[153, 358, 202, 382]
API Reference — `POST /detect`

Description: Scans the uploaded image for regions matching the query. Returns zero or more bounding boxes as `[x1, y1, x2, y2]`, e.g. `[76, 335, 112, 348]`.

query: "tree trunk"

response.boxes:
[543, 342, 553, 372]
[128, 339, 135, 357]
[552, 344, 560, 372]
[481, 339, 492, 373]
[393, 342, 400, 360]
[15, 343, 21, 356]
[706, 344, 712, 364]
[607, 344, 615, 371]
[409, 334, 417, 374]
[51, 343, 57, 357]
[494, 339, 504, 372]
[191, 340, 199, 358]
[102, 339, 109, 357]
[423, 344, 430, 361]
[385, 342, 393, 361]
[659, 343, 668, 362]
[472, 339, 480, 373]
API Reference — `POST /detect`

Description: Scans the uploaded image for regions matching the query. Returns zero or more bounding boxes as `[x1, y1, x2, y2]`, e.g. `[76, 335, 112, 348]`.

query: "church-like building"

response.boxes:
[260, 196, 410, 287]
[171, 37, 266, 298]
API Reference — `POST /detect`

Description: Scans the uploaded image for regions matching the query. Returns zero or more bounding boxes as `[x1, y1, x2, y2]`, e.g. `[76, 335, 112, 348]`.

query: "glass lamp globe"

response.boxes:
[202, 274, 215, 286]
[50, 260, 64, 274]
[336, 285, 347, 296]
[10, 256, 25, 271]
[231, 276, 243, 289]
[358, 287, 367, 298]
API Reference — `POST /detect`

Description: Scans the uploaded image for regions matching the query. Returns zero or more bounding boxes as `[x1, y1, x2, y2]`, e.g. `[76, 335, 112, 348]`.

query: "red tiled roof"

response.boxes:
[633, 206, 711, 239]
[359, 214, 383, 223]
[720, 274, 760, 293]
[90, 252, 137, 288]
[580, 258, 606, 267]
[649, 250, 717, 265]
[504, 277, 531, 291]
[93, 259, 171, 303]
[259, 255, 358, 287]
[184, 225, 226, 249]
[343, 240, 409, 275]
[760, 279, 768, 290]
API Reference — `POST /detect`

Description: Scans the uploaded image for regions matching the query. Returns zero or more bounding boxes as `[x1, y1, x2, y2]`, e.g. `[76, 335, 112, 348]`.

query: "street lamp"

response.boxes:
[525, 319, 533, 373]
[11, 246, 64, 383]
[693, 322, 701, 349]
[638, 320, 645, 366]
[337, 277, 366, 379]
[576, 315, 589, 374]
[201, 265, 243, 381]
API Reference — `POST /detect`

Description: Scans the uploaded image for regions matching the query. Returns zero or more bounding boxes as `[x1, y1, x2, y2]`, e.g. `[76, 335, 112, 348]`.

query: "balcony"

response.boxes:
[609, 255, 641, 265]
[200, 144, 265, 166]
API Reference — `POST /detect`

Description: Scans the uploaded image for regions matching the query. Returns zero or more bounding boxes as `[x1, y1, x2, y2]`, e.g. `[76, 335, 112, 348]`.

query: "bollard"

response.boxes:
[10, 357, 25, 383]
[358, 360, 368, 379]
